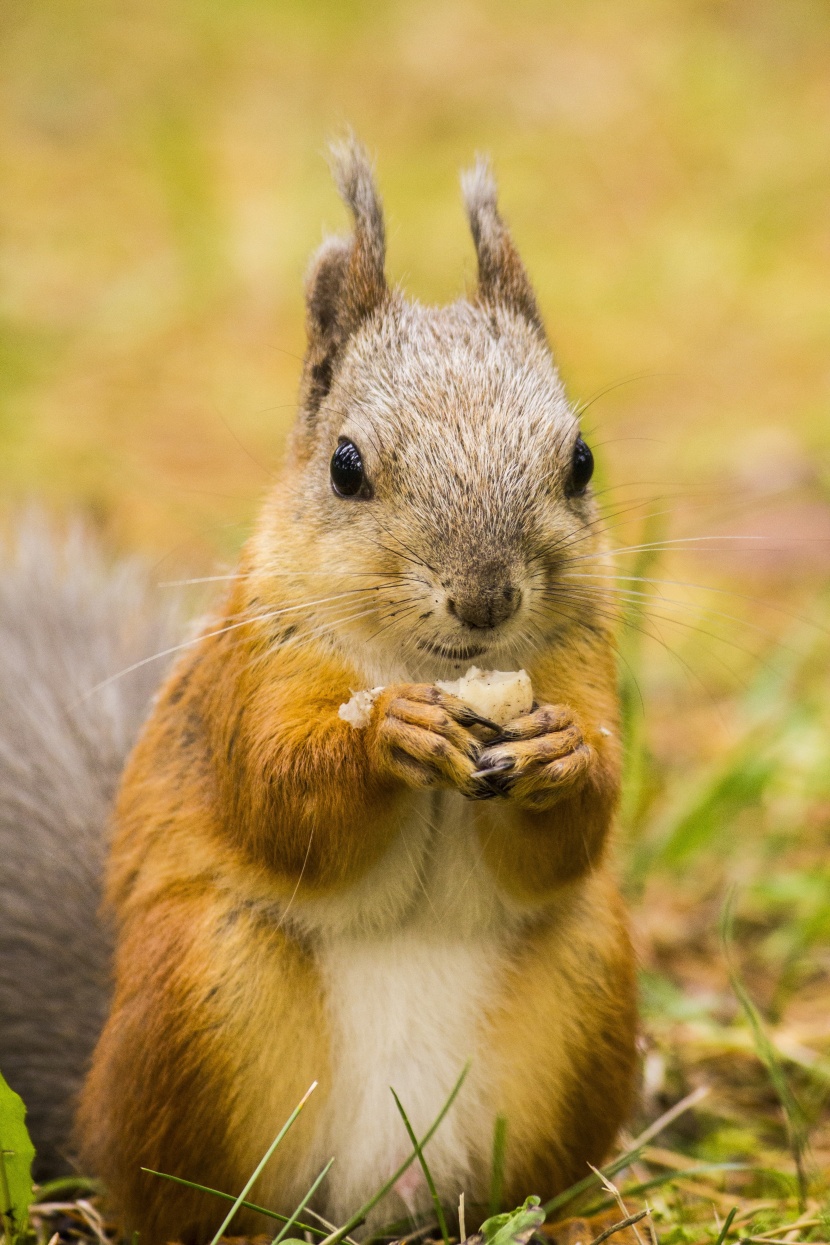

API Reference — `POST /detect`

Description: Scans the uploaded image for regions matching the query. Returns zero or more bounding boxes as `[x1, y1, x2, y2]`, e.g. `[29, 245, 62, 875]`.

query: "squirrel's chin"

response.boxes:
[402, 635, 520, 684]
[334, 619, 538, 686]
[414, 637, 491, 663]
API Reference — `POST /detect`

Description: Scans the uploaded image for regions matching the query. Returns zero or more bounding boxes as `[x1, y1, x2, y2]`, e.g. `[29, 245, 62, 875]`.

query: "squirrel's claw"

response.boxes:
[453, 706, 502, 733]
[437, 695, 502, 736]
[464, 785, 498, 801]
[470, 704, 597, 808]
[373, 683, 485, 795]
[471, 755, 516, 797]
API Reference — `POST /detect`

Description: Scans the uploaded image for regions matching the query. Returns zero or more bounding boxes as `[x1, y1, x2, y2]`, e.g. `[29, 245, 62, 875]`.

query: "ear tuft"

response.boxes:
[461, 155, 543, 335]
[328, 134, 386, 278]
[301, 136, 388, 420]
[459, 155, 499, 232]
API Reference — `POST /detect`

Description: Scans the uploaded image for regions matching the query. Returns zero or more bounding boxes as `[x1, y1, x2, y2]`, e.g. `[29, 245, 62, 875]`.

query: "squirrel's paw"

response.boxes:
[370, 683, 499, 795]
[471, 703, 594, 809]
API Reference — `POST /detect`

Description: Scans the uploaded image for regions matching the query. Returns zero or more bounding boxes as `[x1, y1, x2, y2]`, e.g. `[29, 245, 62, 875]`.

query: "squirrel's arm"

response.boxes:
[110, 608, 485, 907]
[473, 635, 622, 899]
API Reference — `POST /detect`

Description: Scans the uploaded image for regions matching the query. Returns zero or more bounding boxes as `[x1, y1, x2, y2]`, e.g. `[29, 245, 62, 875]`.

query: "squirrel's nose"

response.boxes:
[446, 581, 522, 630]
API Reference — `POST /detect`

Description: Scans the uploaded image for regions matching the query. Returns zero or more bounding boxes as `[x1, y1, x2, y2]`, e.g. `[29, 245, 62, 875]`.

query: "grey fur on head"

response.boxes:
[300, 141, 545, 427]
[276, 145, 602, 689]
[0, 518, 178, 1177]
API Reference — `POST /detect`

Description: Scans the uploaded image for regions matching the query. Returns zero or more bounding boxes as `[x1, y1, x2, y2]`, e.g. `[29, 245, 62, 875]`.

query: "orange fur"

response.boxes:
[487, 874, 637, 1201]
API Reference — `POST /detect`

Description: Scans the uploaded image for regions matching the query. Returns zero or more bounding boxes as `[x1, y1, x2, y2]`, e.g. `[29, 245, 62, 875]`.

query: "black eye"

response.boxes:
[569, 435, 594, 495]
[330, 439, 367, 498]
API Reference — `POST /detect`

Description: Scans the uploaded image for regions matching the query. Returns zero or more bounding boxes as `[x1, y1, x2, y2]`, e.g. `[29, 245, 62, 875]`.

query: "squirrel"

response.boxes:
[0, 140, 638, 1243]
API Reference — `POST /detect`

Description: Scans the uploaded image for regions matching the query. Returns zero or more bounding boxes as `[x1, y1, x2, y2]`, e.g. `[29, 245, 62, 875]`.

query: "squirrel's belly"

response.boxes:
[280, 792, 526, 1225]
[307, 930, 507, 1227]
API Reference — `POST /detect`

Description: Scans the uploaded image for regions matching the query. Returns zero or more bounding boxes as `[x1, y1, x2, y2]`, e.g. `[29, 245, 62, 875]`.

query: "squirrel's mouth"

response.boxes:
[416, 638, 489, 661]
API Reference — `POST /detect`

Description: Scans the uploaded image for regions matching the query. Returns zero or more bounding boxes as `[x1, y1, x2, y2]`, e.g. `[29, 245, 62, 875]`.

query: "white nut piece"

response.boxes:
[436, 666, 533, 727]
[338, 686, 384, 729]
[339, 668, 534, 731]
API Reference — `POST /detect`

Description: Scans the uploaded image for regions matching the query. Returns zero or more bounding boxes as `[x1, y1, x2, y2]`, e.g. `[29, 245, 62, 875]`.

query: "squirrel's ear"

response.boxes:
[461, 156, 544, 337]
[302, 137, 388, 417]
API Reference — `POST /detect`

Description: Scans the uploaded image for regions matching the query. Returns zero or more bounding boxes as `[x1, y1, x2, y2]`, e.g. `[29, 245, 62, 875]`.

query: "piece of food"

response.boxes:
[338, 686, 384, 729]
[436, 666, 533, 727]
[338, 668, 533, 731]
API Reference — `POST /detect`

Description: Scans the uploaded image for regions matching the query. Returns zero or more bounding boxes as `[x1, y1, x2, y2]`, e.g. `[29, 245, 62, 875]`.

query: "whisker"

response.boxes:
[564, 534, 806, 565]
[78, 585, 413, 702]
[572, 372, 662, 421]
[157, 570, 414, 587]
[369, 535, 434, 576]
[560, 572, 830, 634]
[75, 609, 287, 704]
[365, 512, 439, 576]
[362, 601, 425, 648]
[276, 593, 427, 659]
[537, 591, 746, 707]
[538, 492, 769, 571]
[158, 574, 248, 587]
[541, 583, 775, 674]
[259, 606, 388, 661]
[550, 580, 785, 645]
[215, 583, 410, 626]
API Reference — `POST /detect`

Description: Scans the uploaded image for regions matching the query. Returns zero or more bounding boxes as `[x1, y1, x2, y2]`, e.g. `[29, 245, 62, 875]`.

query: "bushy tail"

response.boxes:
[0, 519, 179, 1177]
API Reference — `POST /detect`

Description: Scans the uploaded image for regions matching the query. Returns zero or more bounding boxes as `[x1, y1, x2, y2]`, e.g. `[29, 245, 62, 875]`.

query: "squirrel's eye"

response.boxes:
[330, 439, 366, 498]
[569, 435, 594, 495]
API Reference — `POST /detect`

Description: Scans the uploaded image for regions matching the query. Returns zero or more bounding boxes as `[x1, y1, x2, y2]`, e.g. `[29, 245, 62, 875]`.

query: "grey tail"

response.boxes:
[0, 517, 179, 1178]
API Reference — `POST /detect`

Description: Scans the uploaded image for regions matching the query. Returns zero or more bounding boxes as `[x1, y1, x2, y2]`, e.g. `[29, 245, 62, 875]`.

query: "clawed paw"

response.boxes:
[470, 704, 595, 808]
[372, 683, 500, 794]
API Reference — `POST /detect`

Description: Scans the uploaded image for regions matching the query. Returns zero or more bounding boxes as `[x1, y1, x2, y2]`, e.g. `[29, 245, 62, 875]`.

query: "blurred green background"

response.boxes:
[2, 0, 830, 1183]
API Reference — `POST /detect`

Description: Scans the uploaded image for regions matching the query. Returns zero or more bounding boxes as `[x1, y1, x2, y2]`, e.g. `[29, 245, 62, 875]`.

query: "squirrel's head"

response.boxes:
[250, 139, 610, 681]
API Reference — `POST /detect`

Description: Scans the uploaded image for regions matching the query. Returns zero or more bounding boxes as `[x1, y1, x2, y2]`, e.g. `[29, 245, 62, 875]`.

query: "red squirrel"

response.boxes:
[26, 140, 638, 1242]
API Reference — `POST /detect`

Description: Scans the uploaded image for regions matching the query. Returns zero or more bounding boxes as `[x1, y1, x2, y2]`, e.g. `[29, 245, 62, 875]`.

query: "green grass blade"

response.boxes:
[544, 1084, 713, 1218]
[206, 1080, 318, 1245]
[319, 1062, 470, 1245]
[360, 1212, 438, 1243]
[140, 1169, 327, 1238]
[715, 1207, 740, 1245]
[390, 1089, 450, 1245]
[721, 891, 812, 1210]
[209, 1080, 321, 1245]
[33, 1176, 102, 1202]
[488, 1115, 508, 1217]
[271, 1157, 334, 1245]
[650, 742, 775, 872]
[542, 1145, 645, 1218]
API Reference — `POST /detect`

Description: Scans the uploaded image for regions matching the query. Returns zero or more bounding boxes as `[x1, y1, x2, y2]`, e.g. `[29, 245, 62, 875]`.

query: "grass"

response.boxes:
[1, 1, 829, 1244]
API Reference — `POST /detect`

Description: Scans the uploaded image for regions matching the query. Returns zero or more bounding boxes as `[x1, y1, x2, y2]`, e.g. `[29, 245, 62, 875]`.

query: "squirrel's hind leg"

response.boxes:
[487, 869, 638, 1205]
[77, 890, 330, 1245]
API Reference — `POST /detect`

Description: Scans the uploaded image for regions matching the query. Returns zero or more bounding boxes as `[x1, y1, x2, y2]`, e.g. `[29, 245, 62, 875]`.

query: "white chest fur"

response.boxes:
[285, 792, 525, 1227]
[312, 931, 506, 1226]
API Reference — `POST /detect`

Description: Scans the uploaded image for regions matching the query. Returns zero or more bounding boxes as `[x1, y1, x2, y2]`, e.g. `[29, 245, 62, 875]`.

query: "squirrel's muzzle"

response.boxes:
[445, 564, 522, 630]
